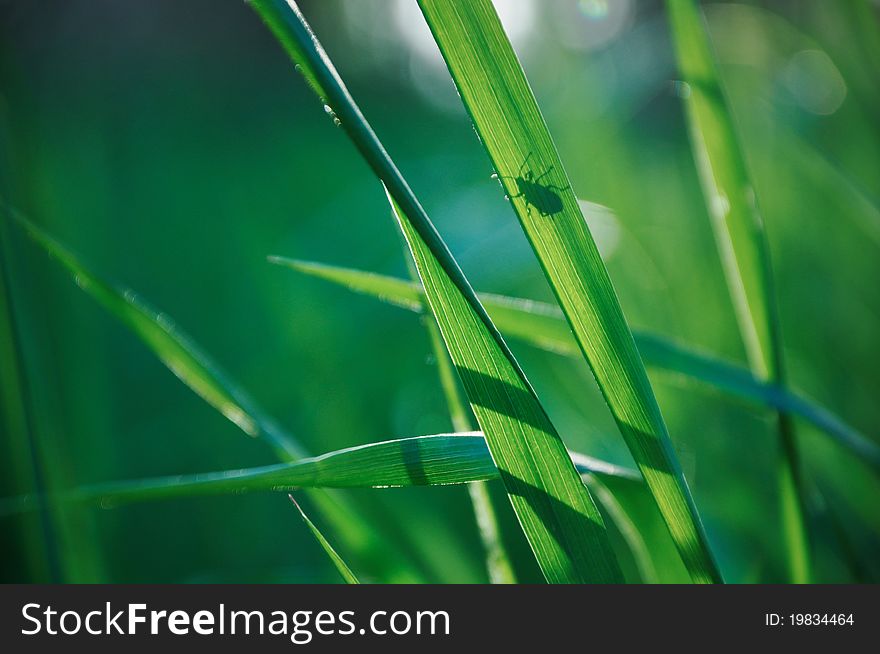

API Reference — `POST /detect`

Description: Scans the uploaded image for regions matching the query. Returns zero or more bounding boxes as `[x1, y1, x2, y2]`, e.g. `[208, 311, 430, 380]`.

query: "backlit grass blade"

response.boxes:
[6, 207, 424, 583]
[289, 495, 359, 584]
[411, 254, 516, 583]
[251, 0, 623, 583]
[417, 0, 720, 583]
[667, 0, 810, 582]
[271, 258, 879, 468]
[395, 224, 513, 583]
[0, 434, 640, 513]
[388, 190, 622, 583]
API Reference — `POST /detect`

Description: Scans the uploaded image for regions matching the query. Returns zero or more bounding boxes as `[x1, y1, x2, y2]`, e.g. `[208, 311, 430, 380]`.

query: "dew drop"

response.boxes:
[711, 194, 731, 219]
[672, 80, 691, 99]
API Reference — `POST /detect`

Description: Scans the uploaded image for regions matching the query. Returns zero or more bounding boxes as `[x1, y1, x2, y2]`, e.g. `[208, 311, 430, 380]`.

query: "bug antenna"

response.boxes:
[519, 151, 534, 176]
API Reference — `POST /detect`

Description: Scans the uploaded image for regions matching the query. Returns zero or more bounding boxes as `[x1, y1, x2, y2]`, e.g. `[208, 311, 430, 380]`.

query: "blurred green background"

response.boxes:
[1, 0, 878, 583]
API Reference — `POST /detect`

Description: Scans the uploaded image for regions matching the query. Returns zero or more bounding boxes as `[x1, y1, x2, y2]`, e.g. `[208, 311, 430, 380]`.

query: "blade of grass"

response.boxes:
[5, 205, 302, 460]
[419, 275, 516, 583]
[809, 487, 877, 583]
[667, 0, 810, 582]
[251, 0, 623, 583]
[270, 258, 879, 469]
[0, 219, 57, 581]
[417, 0, 720, 583]
[0, 207, 107, 582]
[388, 189, 622, 583]
[0, 433, 640, 514]
[787, 130, 880, 246]
[289, 495, 359, 584]
[583, 475, 657, 584]
[4, 205, 426, 583]
[398, 231, 515, 584]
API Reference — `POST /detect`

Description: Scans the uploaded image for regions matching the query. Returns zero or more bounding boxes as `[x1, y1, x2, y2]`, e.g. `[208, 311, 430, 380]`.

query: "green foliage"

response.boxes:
[0, 0, 877, 585]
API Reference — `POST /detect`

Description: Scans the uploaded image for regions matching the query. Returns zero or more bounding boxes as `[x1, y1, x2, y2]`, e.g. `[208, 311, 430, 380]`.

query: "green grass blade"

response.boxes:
[417, 0, 720, 583]
[289, 495, 359, 584]
[0, 434, 640, 513]
[398, 232, 515, 584]
[667, 0, 810, 582]
[583, 476, 657, 584]
[0, 220, 57, 581]
[8, 206, 303, 461]
[5, 206, 427, 583]
[271, 258, 879, 468]
[251, 0, 623, 583]
[415, 260, 516, 583]
[1, 207, 106, 582]
[387, 190, 622, 583]
[786, 131, 880, 247]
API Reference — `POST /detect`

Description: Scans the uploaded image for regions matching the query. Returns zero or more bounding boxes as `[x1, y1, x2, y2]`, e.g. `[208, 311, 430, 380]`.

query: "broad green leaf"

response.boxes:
[6, 207, 424, 583]
[251, 0, 623, 583]
[417, 0, 720, 583]
[667, 0, 809, 582]
[289, 495, 359, 584]
[0, 434, 640, 512]
[270, 259, 879, 471]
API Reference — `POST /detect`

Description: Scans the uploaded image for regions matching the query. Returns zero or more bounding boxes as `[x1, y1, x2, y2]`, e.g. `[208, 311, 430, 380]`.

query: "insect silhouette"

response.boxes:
[495, 153, 570, 217]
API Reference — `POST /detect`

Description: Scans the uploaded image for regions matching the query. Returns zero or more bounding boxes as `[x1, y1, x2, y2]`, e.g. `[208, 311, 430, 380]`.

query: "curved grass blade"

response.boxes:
[271, 258, 879, 469]
[289, 495, 359, 584]
[5, 207, 426, 583]
[0, 434, 640, 514]
[8, 206, 302, 461]
[251, 0, 623, 583]
[1, 206, 106, 582]
[667, 0, 810, 582]
[416, 0, 720, 583]
[0, 216, 58, 581]
[583, 476, 657, 584]
[785, 131, 880, 247]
